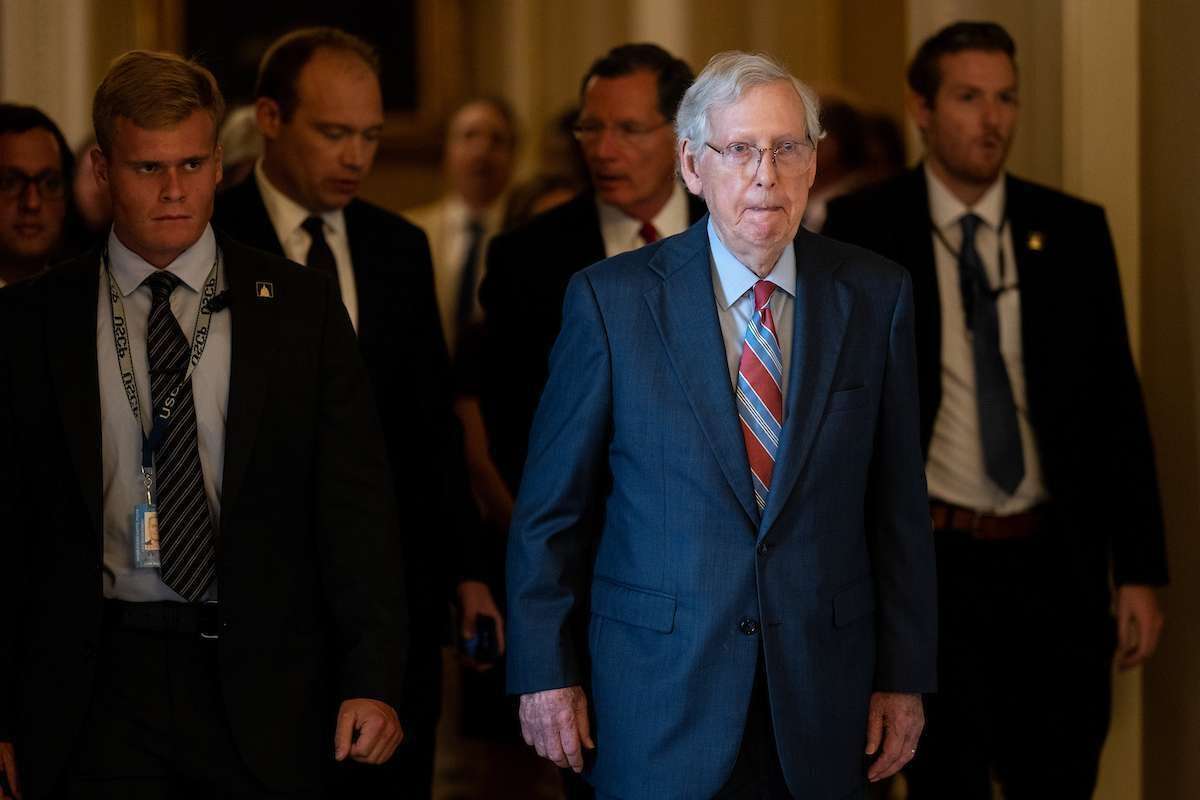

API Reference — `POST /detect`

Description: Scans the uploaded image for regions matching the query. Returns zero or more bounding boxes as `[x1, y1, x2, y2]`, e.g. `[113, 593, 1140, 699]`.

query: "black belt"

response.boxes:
[103, 599, 221, 639]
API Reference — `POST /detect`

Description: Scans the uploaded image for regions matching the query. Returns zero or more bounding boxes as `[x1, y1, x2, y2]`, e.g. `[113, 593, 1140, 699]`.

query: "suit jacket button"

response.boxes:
[758, 541, 770, 556]
[739, 617, 760, 635]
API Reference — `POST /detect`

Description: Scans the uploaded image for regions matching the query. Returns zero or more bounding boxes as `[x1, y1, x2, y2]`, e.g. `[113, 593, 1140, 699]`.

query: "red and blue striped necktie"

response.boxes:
[736, 280, 784, 513]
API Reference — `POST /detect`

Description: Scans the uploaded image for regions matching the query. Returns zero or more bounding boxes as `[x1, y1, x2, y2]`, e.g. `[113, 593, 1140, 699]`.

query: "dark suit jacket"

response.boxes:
[506, 217, 937, 799]
[0, 238, 406, 797]
[214, 180, 483, 654]
[824, 167, 1168, 589]
[478, 189, 707, 491]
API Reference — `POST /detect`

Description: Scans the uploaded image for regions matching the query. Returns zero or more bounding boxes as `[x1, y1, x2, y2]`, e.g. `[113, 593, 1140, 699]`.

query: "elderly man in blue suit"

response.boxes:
[506, 51, 937, 800]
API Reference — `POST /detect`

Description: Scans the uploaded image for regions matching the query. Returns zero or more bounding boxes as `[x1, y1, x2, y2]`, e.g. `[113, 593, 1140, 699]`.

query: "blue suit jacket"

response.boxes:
[506, 216, 937, 800]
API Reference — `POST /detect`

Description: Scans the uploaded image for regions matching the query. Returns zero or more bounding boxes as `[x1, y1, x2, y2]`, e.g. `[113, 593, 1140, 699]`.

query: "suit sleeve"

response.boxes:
[865, 270, 938, 693]
[1085, 208, 1168, 586]
[313, 274, 409, 709]
[505, 271, 611, 694]
[0, 312, 20, 741]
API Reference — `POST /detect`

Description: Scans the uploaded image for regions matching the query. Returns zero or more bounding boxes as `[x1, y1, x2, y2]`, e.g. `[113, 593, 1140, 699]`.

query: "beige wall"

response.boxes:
[1141, 1, 1200, 797]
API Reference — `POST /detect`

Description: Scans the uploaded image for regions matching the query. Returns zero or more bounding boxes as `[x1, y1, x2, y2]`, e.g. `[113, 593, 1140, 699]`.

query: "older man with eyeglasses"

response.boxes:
[479, 43, 706, 501]
[505, 51, 937, 800]
[0, 104, 75, 287]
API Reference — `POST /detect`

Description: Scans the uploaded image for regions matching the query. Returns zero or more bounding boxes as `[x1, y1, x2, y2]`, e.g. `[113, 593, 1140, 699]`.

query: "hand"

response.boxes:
[519, 686, 594, 773]
[0, 741, 21, 800]
[864, 691, 924, 782]
[333, 699, 403, 765]
[1115, 584, 1164, 670]
[457, 580, 506, 672]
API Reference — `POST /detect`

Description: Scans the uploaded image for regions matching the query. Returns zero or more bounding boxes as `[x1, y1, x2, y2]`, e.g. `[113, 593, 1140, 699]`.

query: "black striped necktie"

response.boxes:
[144, 271, 215, 601]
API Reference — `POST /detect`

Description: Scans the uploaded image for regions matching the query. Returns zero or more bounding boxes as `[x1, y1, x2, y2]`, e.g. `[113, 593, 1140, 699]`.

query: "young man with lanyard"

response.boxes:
[0, 50, 407, 799]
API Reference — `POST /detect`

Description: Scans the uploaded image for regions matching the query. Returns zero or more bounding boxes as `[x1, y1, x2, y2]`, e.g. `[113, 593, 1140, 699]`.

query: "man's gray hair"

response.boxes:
[675, 51, 823, 157]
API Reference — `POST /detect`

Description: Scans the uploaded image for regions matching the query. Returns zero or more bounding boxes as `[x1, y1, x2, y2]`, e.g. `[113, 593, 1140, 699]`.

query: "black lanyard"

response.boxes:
[931, 217, 1017, 294]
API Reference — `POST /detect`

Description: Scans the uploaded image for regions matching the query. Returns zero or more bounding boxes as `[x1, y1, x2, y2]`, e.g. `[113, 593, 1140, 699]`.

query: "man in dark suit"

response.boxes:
[507, 51, 937, 800]
[823, 21, 1168, 799]
[210, 27, 501, 798]
[479, 43, 705, 492]
[0, 50, 404, 799]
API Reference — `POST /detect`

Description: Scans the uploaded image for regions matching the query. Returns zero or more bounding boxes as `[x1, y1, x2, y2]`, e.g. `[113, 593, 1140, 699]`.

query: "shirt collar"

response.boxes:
[707, 217, 796, 311]
[254, 158, 345, 239]
[924, 162, 1006, 231]
[441, 192, 505, 234]
[106, 223, 217, 297]
[596, 181, 690, 242]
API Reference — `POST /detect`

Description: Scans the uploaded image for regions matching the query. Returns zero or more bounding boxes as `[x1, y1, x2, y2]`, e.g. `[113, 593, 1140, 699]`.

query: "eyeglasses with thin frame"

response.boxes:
[703, 139, 815, 174]
[0, 169, 65, 201]
[572, 119, 671, 145]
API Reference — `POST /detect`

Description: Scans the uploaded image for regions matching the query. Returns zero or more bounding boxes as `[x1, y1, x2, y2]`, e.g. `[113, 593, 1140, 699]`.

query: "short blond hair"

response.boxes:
[93, 50, 225, 154]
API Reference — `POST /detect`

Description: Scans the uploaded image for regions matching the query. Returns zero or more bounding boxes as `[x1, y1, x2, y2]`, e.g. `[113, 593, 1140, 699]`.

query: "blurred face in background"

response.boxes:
[445, 100, 515, 211]
[911, 49, 1018, 193]
[0, 128, 67, 267]
[575, 70, 678, 222]
[258, 47, 383, 213]
[95, 111, 223, 268]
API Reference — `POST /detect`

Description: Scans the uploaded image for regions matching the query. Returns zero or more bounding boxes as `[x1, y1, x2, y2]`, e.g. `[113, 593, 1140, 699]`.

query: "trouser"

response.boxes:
[58, 610, 316, 799]
[904, 529, 1116, 800]
[711, 653, 793, 800]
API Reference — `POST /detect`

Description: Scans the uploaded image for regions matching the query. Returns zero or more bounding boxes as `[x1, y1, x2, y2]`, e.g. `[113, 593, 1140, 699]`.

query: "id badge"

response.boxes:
[134, 503, 161, 568]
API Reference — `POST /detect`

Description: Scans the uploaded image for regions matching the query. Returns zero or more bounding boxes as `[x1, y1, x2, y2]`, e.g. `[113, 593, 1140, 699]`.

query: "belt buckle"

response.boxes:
[198, 599, 220, 640]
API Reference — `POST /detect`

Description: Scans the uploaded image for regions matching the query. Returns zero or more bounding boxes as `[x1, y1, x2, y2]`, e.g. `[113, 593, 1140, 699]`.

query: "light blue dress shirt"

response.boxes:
[707, 218, 796, 402]
[96, 224, 230, 601]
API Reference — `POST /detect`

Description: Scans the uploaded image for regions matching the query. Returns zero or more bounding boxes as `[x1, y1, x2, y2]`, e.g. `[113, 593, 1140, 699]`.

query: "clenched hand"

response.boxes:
[333, 698, 404, 765]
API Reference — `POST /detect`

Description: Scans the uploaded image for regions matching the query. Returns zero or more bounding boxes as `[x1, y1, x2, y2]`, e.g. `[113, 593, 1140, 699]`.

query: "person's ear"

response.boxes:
[256, 97, 282, 139]
[679, 140, 704, 196]
[906, 88, 932, 138]
[92, 145, 110, 187]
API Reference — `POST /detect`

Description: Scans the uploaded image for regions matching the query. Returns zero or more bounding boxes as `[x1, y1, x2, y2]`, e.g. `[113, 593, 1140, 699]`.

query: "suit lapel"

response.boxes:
[759, 231, 852, 536]
[48, 256, 104, 540]
[644, 219, 759, 524]
[218, 239, 282, 527]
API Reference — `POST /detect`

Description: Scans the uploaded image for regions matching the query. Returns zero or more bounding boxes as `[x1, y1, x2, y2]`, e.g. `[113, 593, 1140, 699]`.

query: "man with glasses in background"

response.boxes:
[479, 43, 705, 497]
[0, 104, 76, 286]
[506, 51, 935, 799]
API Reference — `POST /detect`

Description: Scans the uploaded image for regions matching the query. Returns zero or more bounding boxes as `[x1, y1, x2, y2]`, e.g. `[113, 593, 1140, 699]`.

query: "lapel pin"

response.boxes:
[1027, 231, 1045, 251]
[255, 281, 275, 299]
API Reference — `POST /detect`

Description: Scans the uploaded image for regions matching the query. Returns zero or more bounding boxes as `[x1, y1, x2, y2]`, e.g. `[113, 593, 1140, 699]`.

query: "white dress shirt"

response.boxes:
[97, 224, 231, 601]
[254, 159, 359, 331]
[404, 193, 504, 356]
[707, 218, 796, 402]
[924, 165, 1047, 514]
[598, 181, 691, 258]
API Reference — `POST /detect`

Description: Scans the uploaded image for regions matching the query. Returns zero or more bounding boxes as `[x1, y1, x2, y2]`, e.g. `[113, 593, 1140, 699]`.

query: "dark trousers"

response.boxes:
[712, 655, 792, 800]
[58, 622, 315, 799]
[904, 530, 1116, 800]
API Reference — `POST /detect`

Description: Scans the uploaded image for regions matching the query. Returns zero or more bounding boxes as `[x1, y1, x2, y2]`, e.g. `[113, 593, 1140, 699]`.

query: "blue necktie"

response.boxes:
[958, 213, 1024, 495]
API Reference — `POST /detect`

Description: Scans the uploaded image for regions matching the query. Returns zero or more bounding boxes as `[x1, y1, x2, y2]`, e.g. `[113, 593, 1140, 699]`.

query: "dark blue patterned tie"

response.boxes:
[144, 271, 215, 600]
[958, 213, 1024, 495]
